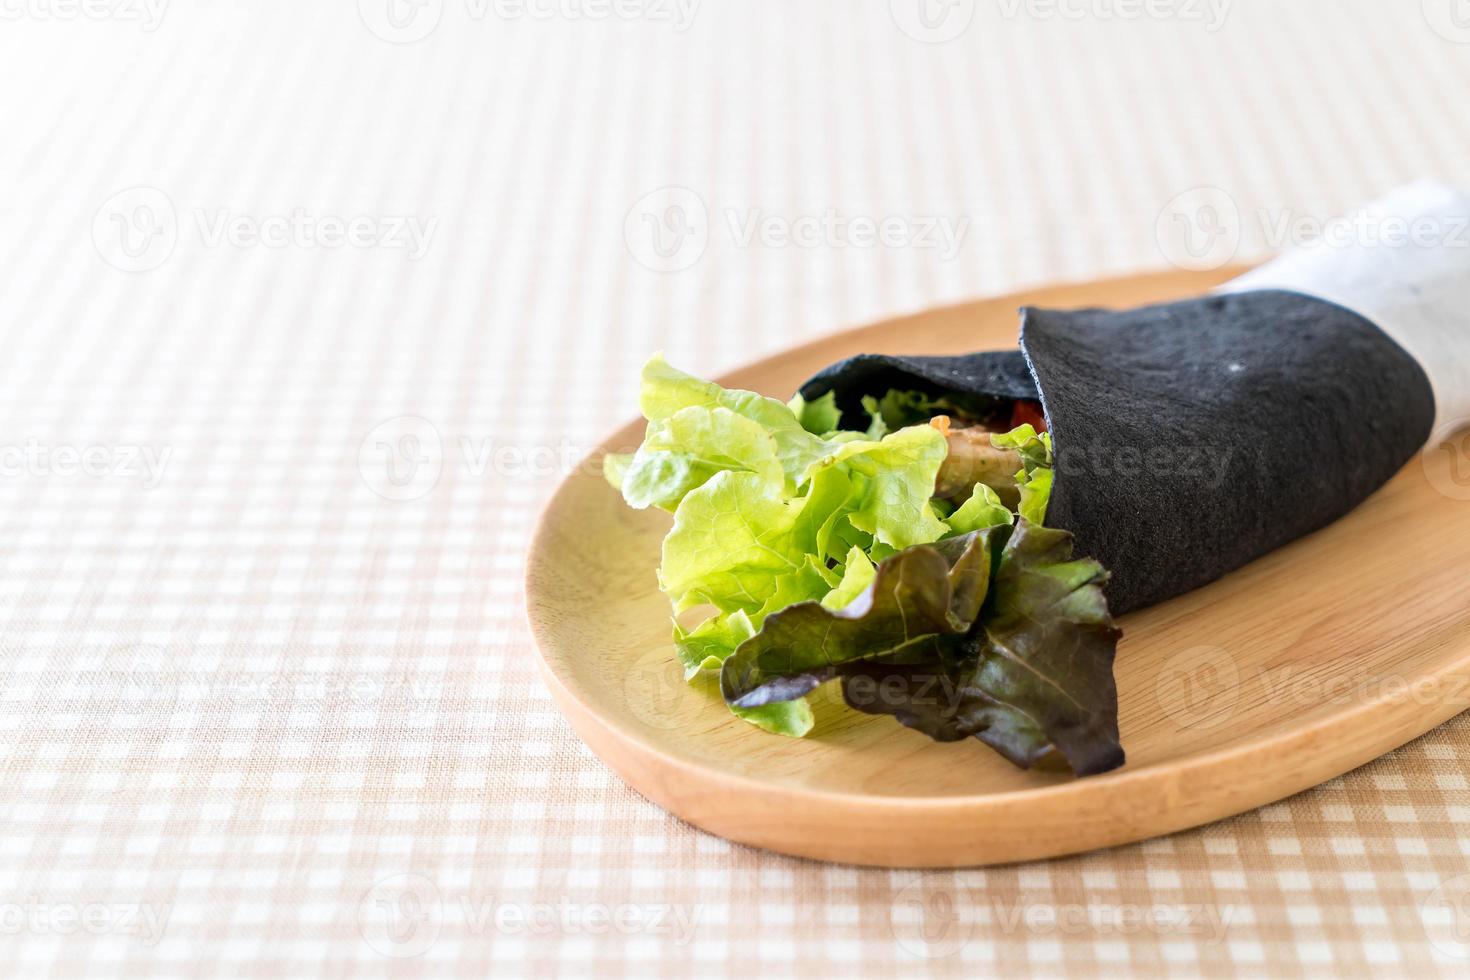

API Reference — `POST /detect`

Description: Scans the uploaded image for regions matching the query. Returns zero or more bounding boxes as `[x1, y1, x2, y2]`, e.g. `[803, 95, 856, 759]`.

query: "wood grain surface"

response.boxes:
[524, 267, 1470, 867]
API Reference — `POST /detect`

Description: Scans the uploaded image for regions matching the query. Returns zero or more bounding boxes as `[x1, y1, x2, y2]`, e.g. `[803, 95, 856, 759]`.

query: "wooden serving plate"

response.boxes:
[524, 267, 1470, 867]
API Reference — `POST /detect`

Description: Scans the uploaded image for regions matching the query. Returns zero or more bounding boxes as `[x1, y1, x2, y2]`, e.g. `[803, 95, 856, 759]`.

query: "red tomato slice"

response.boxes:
[1009, 399, 1048, 432]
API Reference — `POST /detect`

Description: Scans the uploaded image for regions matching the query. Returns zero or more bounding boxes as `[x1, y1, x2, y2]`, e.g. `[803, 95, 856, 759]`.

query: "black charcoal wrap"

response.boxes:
[798, 289, 1437, 614]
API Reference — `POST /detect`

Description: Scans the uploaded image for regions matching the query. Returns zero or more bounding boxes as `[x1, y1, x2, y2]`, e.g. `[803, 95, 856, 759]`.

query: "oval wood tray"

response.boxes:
[524, 267, 1470, 867]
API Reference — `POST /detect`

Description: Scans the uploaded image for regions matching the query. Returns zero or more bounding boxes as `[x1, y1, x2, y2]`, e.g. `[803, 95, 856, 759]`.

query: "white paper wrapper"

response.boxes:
[1223, 182, 1470, 442]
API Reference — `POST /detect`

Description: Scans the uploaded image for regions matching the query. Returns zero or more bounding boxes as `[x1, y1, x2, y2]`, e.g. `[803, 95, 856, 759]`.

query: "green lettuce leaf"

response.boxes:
[861, 390, 941, 439]
[756, 558, 839, 620]
[991, 424, 1054, 526]
[990, 423, 1050, 469]
[946, 483, 1014, 535]
[658, 470, 811, 615]
[1016, 466, 1053, 527]
[734, 698, 815, 736]
[788, 390, 843, 436]
[803, 425, 950, 551]
[671, 556, 836, 679]
[860, 388, 998, 439]
[821, 547, 875, 610]
[619, 406, 783, 511]
[603, 452, 632, 490]
[638, 354, 831, 488]
[673, 610, 756, 678]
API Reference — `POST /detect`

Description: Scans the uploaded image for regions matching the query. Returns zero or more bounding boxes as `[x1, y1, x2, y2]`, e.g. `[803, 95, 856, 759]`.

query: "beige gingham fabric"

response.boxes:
[3, 1, 1470, 976]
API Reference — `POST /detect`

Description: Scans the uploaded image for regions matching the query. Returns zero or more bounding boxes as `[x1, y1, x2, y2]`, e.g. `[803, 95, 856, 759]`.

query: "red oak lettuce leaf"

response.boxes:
[719, 530, 998, 710]
[841, 520, 1124, 776]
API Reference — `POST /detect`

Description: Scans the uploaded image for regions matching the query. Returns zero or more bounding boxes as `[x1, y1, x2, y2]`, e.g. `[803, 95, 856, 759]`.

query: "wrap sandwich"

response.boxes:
[605, 182, 1470, 777]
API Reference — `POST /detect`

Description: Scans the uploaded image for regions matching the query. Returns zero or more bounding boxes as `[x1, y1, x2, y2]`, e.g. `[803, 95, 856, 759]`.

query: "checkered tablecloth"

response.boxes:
[4, 1, 1470, 976]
